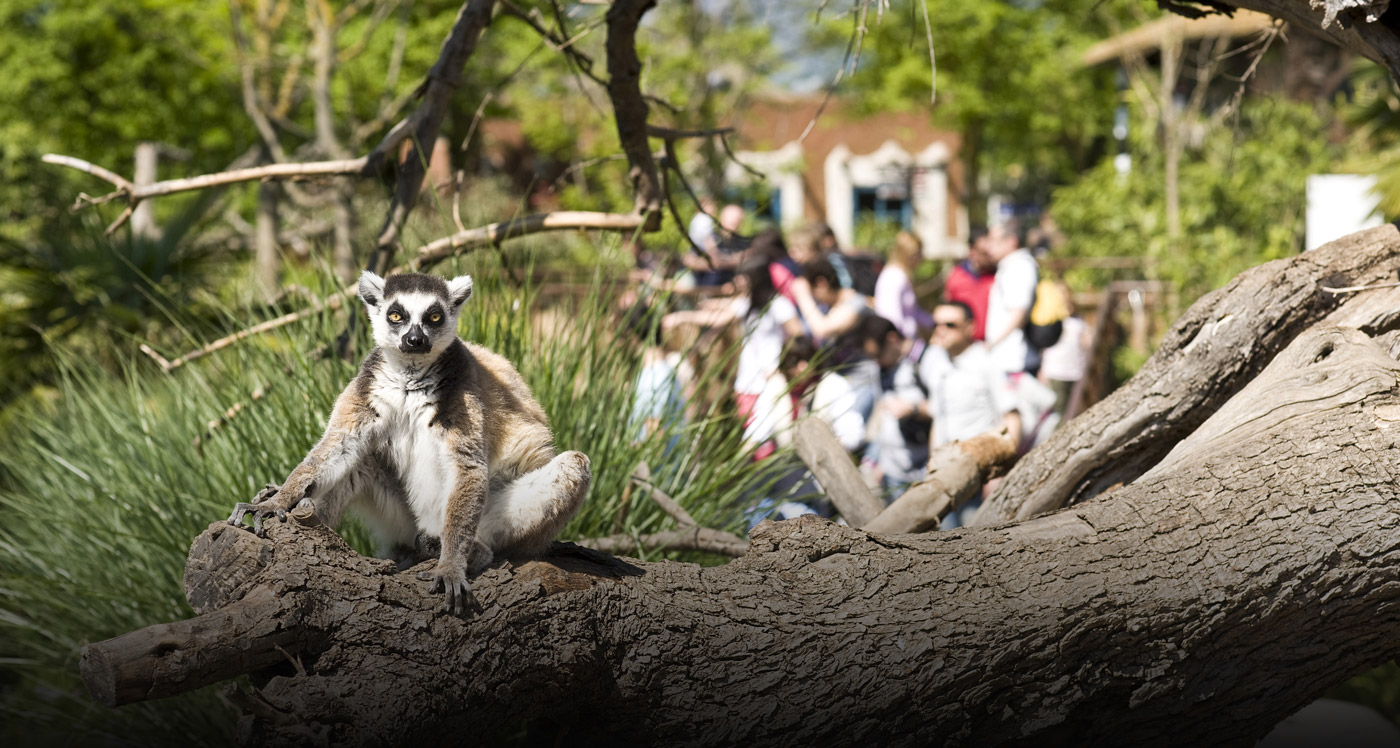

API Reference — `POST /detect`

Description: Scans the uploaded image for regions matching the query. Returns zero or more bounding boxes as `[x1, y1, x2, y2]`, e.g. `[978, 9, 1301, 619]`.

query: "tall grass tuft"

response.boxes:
[0, 259, 777, 744]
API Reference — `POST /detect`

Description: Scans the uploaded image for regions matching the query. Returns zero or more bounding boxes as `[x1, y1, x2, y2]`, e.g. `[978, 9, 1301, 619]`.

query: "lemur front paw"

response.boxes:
[226, 484, 290, 536]
[418, 562, 476, 616]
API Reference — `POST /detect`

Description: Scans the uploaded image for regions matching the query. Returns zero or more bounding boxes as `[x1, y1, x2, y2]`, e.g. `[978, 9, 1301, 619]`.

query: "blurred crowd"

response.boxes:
[621, 202, 1091, 530]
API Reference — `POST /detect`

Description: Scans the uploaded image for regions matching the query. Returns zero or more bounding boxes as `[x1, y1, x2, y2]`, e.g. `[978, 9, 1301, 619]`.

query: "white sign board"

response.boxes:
[1306, 174, 1383, 251]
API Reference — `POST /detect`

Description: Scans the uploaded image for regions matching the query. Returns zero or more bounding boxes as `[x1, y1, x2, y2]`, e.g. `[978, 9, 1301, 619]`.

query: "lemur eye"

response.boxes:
[429, 313, 442, 323]
[388, 312, 403, 322]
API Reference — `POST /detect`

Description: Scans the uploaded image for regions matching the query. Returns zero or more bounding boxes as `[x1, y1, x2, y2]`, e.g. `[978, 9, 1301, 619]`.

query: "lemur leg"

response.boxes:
[418, 461, 489, 616]
[478, 451, 591, 559]
[228, 399, 375, 535]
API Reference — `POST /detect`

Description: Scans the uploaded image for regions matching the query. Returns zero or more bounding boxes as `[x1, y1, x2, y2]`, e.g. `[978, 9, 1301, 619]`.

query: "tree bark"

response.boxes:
[366, 0, 498, 275]
[977, 223, 1400, 524]
[254, 179, 281, 301]
[81, 307, 1400, 746]
[605, 0, 664, 230]
[1210, 1, 1400, 83]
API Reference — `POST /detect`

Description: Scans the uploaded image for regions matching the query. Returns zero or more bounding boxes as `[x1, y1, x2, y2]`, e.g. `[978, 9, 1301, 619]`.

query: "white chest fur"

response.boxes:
[368, 370, 455, 538]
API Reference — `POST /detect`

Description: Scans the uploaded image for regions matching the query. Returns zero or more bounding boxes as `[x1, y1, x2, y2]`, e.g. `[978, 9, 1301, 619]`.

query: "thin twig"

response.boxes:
[143, 209, 646, 372]
[143, 295, 347, 373]
[717, 133, 764, 181]
[919, 0, 936, 105]
[797, 1, 872, 145]
[193, 381, 274, 455]
[1321, 281, 1400, 294]
[629, 471, 695, 527]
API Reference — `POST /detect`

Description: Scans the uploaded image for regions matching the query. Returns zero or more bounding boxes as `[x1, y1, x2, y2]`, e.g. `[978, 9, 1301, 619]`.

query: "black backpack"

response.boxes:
[842, 252, 883, 297]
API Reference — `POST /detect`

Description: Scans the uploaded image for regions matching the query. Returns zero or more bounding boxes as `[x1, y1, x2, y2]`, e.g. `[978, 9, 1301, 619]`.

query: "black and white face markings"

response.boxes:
[359, 271, 474, 359]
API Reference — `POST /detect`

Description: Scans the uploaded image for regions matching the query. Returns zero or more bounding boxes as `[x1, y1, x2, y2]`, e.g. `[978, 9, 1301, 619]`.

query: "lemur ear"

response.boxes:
[359, 271, 386, 308]
[447, 275, 473, 308]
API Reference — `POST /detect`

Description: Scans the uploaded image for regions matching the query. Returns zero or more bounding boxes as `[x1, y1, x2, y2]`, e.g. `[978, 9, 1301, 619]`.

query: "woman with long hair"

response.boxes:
[663, 254, 803, 459]
[874, 230, 933, 359]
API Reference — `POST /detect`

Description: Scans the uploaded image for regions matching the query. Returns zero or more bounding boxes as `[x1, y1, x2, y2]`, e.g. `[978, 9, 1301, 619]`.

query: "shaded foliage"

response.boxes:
[1051, 98, 1335, 305]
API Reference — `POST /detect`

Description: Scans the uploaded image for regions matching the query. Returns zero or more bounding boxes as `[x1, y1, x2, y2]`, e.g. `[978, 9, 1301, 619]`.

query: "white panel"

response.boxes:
[1306, 174, 1383, 251]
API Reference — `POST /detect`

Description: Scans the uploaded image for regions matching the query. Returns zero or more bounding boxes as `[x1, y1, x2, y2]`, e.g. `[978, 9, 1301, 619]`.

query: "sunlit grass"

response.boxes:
[0, 257, 779, 744]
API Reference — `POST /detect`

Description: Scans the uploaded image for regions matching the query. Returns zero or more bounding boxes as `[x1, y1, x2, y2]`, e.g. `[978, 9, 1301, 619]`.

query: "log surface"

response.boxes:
[81, 326, 1400, 747]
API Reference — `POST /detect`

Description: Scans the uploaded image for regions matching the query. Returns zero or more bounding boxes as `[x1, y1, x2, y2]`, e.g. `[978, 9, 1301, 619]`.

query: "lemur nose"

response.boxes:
[401, 325, 429, 351]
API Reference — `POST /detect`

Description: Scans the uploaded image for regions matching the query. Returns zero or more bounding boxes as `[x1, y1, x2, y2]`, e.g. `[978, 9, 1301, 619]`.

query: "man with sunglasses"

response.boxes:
[915, 301, 1022, 527]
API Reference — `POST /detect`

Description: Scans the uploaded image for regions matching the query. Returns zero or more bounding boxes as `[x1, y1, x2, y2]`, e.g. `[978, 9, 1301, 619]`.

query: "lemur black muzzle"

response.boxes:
[400, 325, 431, 353]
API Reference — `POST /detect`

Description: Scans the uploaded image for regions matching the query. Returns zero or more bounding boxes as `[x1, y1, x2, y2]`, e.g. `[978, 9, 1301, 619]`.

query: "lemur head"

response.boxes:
[358, 271, 473, 360]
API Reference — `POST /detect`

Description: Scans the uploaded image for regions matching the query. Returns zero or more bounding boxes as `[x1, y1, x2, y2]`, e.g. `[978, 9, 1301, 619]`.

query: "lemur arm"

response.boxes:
[419, 399, 490, 616]
[227, 390, 377, 533]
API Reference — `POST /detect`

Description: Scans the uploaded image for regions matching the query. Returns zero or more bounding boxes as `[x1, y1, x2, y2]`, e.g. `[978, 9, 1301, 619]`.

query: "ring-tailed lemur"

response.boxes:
[228, 271, 591, 614]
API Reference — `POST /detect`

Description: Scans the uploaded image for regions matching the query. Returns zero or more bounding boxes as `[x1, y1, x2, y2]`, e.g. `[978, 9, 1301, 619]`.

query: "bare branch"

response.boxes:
[142, 294, 349, 373]
[646, 125, 735, 140]
[43, 155, 134, 195]
[575, 527, 749, 557]
[366, 0, 499, 273]
[793, 417, 884, 527]
[413, 211, 645, 267]
[797, 1, 873, 145]
[142, 209, 643, 372]
[604, 0, 663, 227]
[193, 381, 274, 455]
[44, 155, 371, 203]
[629, 471, 696, 527]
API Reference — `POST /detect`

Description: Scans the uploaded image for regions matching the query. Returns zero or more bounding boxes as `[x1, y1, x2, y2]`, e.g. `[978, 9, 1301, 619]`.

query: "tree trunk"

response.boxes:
[254, 179, 280, 301]
[132, 142, 162, 242]
[1161, 30, 1181, 243]
[80, 246, 1400, 745]
[977, 223, 1400, 524]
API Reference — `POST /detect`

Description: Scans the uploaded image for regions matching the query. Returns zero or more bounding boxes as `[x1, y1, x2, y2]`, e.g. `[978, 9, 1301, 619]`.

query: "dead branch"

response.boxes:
[604, 0, 664, 228]
[792, 417, 884, 527]
[646, 125, 736, 140]
[575, 526, 748, 557]
[629, 471, 696, 527]
[411, 211, 645, 267]
[143, 210, 644, 373]
[193, 381, 273, 455]
[140, 294, 348, 374]
[364, 0, 499, 273]
[862, 430, 1018, 534]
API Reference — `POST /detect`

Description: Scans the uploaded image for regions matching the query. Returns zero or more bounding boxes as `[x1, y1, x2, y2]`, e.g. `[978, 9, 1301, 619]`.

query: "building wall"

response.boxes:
[729, 93, 966, 256]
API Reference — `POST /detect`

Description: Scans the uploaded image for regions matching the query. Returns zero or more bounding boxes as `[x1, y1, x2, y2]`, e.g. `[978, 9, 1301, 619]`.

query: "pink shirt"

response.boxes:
[874, 265, 933, 357]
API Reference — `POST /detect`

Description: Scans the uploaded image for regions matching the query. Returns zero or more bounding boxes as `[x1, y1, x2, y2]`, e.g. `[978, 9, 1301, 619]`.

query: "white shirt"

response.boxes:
[985, 248, 1038, 373]
[744, 371, 793, 450]
[809, 372, 865, 452]
[919, 342, 1017, 446]
[732, 295, 798, 395]
[1039, 315, 1088, 382]
[688, 212, 715, 251]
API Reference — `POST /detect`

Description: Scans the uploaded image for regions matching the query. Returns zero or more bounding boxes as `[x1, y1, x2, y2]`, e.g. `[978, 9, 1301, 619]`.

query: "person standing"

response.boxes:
[875, 231, 934, 360]
[943, 226, 997, 342]
[1038, 298, 1091, 418]
[982, 219, 1039, 374]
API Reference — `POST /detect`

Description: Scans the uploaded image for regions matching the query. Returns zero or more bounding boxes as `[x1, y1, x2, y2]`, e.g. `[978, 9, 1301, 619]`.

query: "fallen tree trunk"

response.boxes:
[81, 323, 1400, 746]
[977, 223, 1400, 524]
